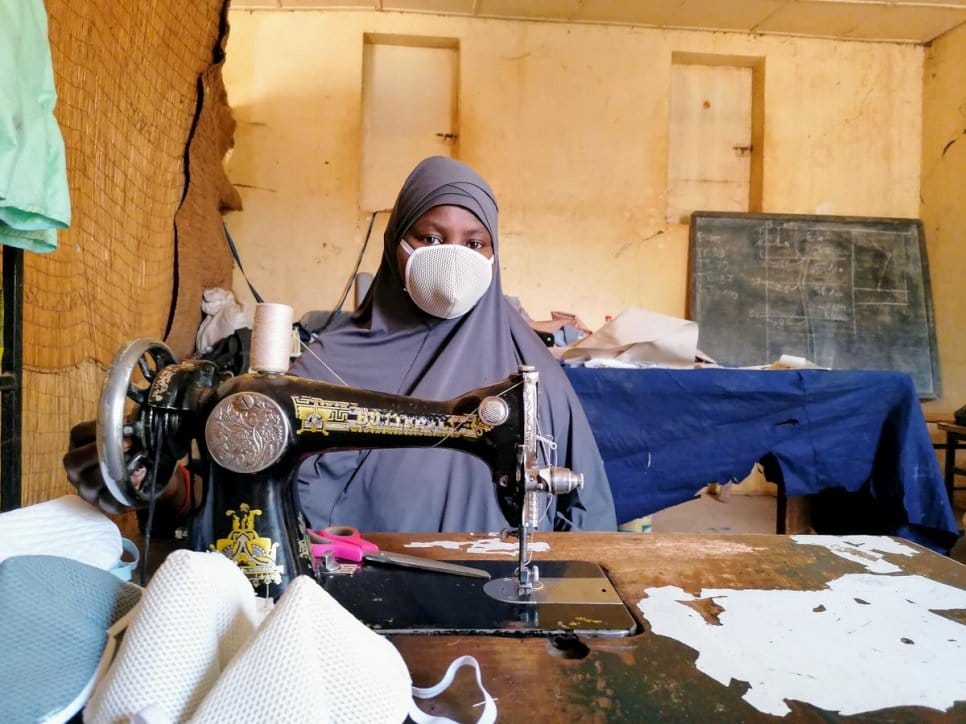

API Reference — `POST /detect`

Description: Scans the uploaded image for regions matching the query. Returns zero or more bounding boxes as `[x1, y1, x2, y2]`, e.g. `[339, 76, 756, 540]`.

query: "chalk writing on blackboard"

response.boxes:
[688, 212, 940, 398]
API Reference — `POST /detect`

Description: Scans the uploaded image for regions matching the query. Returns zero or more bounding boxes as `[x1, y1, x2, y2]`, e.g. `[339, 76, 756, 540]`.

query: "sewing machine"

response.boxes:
[96, 336, 636, 635]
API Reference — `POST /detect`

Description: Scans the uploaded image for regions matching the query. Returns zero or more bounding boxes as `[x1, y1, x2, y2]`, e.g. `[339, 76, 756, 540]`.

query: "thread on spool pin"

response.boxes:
[250, 303, 294, 373]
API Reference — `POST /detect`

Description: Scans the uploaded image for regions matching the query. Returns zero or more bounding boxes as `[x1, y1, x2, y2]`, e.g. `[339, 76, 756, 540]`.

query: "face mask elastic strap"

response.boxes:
[409, 654, 497, 724]
[109, 537, 141, 582]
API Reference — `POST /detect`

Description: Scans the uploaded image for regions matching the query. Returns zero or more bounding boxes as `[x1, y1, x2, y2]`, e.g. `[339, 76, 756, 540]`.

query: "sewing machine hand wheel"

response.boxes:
[97, 337, 179, 507]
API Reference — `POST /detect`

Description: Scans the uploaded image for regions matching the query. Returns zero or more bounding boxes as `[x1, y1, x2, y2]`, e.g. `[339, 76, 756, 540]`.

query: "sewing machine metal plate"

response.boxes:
[320, 559, 639, 636]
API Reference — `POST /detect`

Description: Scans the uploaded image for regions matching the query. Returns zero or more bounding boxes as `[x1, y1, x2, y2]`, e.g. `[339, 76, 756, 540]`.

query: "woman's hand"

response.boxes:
[62, 419, 185, 516]
[63, 420, 136, 514]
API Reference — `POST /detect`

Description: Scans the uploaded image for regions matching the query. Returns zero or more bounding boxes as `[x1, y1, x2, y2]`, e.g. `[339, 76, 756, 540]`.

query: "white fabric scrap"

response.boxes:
[557, 307, 699, 368]
[740, 354, 829, 370]
[195, 288, 254, 355]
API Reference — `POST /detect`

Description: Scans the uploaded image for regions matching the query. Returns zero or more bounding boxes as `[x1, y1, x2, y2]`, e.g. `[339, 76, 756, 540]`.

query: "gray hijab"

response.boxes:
[291, 156, 616, 532]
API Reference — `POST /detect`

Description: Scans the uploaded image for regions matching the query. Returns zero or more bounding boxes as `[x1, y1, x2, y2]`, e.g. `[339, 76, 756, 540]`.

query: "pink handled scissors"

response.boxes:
[309, 525, 379, 562]
[309, 525, 490, 579]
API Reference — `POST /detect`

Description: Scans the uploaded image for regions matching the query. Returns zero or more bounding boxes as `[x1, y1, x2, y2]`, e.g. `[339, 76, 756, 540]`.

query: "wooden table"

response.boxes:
[363, 532, 966, 722]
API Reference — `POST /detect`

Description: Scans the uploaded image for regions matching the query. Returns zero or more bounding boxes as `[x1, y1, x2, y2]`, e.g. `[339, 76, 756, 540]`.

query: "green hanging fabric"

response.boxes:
[0, 0, 70, 253]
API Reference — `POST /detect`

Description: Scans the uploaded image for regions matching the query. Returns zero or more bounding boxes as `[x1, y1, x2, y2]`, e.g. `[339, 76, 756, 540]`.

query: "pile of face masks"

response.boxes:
[0, 498, 495, 722]
[85, 550, 496, 724]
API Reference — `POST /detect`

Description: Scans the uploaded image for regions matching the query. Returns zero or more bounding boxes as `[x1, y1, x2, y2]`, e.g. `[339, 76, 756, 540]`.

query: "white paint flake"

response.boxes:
[404, 536, 550, 556]
[638, 574, 966, 716]
[792, 535, 917, 573]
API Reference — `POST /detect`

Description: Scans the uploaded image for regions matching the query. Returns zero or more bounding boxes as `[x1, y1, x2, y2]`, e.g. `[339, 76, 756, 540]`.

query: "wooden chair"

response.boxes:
[937, 421, 966, 505]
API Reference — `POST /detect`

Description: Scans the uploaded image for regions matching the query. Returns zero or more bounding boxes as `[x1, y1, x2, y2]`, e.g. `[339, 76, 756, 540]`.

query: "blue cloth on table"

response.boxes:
[565, 367, 959, 552]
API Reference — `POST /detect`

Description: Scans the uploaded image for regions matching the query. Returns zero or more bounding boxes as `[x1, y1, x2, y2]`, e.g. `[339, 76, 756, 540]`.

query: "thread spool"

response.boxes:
[250, 303, 293, 373]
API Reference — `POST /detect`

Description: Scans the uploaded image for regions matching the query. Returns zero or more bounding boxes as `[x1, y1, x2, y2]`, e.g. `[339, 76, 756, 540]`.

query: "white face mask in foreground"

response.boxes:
[401, 240, 494, 319]
[85, 550, 496, 724]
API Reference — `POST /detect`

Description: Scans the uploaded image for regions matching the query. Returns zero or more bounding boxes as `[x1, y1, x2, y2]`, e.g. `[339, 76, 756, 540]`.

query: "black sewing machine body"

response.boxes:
[97, 338, 641, 636]
[179, 366, 528, 596]
[97, 338, 567, 597]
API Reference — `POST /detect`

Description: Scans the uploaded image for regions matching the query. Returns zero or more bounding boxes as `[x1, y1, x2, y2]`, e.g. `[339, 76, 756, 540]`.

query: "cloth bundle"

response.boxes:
[85, 550, 495, 723]
[0, 0, 71, 252]
[195, 287, 254, 356]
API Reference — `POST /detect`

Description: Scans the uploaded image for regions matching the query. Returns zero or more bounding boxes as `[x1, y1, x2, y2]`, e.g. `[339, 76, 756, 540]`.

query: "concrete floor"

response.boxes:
[649, 490, 966, 565]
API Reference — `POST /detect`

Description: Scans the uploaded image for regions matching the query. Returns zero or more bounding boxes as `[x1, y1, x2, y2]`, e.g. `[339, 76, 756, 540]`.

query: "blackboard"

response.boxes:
[688, 212, 941, 399]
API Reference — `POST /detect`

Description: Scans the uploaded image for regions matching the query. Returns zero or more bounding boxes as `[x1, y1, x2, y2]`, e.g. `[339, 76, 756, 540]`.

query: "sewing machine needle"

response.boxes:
[363, 551, 491, 579]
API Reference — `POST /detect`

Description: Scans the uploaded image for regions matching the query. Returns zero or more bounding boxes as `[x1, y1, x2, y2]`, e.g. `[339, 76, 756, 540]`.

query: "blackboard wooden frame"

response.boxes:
[688, 211, 941, 399]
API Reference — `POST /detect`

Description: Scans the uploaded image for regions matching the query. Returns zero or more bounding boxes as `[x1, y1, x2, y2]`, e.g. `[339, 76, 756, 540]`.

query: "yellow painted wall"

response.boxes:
[921, 22, 966, 416]
[222, 10, 923, 341]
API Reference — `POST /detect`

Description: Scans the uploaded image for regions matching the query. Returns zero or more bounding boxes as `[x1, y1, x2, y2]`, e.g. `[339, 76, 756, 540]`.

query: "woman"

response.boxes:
[65, 156, 616, 533]
[290, 155, 616, 531]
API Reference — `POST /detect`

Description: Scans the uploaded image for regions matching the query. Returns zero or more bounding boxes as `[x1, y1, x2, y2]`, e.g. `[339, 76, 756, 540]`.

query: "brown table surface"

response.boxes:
[358, 532, 966, 723]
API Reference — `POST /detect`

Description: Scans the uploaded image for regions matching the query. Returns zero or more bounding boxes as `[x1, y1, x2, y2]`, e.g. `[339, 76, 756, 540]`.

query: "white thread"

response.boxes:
[536, 433, 557, 468]
[428, 380, 523, 449]
[297, 338, 348, 386]
[250, 303, 294, 373]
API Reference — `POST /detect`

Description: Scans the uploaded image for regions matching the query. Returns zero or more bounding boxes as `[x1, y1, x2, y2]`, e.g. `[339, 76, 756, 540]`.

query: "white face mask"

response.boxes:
[400, 240, 494, 319]
[0, 494, 126, 572]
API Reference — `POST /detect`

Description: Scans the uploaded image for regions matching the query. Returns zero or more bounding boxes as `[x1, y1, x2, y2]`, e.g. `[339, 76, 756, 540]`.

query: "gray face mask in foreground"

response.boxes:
[0, 554, 142, 723]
